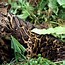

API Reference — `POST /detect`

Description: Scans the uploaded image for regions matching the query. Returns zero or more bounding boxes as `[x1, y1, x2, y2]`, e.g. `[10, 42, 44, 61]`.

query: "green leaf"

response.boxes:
[11, 2, 18, 8]
[18, 0, 26, 4]
[11, 35, 26, 52]
[63, 60, 65, 65]
[17, 2, 34, 19]
[57, 0, 65, 8]
[38, 0, 48, 11]
[25, 2, 34, 10]
[48, 0, 58, 15]
[46, 28, 55, 34]
[31, 28, 47, 34]
[58, 11, 65, 20]
[57, 0, 65, 6]
[17, 10, 30, 19]
[31, 26, 65, 35]
[18, 0, 23, 3]
[8, 0, 12, 4]
[11, 35, 26, 60]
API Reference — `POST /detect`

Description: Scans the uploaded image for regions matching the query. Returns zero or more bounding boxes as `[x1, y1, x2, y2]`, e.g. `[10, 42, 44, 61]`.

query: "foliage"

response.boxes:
[8, 0, 65, 25]
[20, 54, 56, 65]
[8, 0, 34, 20]
[5, 54, 65, 65]
[6, 0, 65, 65]
[31, 26, 65, 34]
[11, 35, 26, 61]
[48, 0, 58, 15]
[57, 0, 65, 8]
[31, 26, 65, 42]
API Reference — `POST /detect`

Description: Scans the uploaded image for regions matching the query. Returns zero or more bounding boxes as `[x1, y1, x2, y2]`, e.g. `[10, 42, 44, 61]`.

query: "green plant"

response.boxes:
[8, 0, 65, 26]
[21, 54, 56, 65]
[8, 0, 48, 24]
[8, 0, 34, 20]
[11, 35, 26, 62]
[57, 0, 65, 8]
[7, 0, 65, 64]
[31, 26, 65, 42]
[6, 54, 56, 65]
[6, 54, 65, 65]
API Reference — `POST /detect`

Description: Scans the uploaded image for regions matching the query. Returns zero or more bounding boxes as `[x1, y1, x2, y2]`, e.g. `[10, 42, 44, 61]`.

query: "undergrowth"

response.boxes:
[3, 36, 65, 65]
[31, 26, 65, 42]
[8, 0, 65, 26]
[2, 0, 65, 65]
